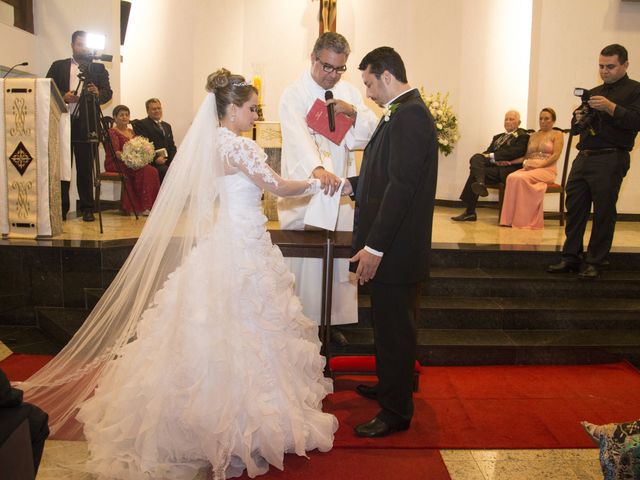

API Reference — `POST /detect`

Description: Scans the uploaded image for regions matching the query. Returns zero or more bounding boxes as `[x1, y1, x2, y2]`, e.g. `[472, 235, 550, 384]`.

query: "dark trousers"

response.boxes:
[369, 280, 418, 426]
[61, 180, 70, 219]
[459, 154, 520, 212]
[71, 142, 97, 212]
[562, 151, 630, 266]
[152, 162, 170, 183]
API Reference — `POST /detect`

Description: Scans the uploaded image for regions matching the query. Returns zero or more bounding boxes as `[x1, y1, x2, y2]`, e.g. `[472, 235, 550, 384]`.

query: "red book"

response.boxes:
[306, 98, 354, 146]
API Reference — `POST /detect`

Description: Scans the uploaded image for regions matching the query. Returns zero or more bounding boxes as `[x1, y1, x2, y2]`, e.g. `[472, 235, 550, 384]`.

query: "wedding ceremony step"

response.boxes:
[356, 295, 640, 330]
[35, 307, 88, 347]
[331, 327, 638, 366]
[426, 266, 640, 299]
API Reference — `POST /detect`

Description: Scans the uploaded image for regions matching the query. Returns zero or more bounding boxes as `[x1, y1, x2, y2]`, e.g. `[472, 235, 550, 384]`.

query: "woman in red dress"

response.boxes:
[104, 105, 160, 215]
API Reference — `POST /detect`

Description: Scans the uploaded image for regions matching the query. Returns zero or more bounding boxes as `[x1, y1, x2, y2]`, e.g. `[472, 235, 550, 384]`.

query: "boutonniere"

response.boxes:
[382, 103, 399, 122]
[513, 131, 519, 138]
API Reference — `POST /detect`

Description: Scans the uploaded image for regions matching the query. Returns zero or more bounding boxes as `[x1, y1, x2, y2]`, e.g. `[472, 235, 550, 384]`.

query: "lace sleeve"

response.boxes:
[225, 137, 319, 197]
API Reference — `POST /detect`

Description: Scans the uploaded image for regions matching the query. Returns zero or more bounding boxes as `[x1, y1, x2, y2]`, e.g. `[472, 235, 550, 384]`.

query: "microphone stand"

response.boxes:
[2, 61, 29, 78]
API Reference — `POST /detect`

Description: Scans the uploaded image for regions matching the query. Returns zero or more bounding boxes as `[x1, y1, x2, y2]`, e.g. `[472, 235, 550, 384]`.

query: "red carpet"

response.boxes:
[0, 353, 53, 381]
[236, 448, 450, 479]
[329, 362, 640, 449]
[5, 354, 639, 453]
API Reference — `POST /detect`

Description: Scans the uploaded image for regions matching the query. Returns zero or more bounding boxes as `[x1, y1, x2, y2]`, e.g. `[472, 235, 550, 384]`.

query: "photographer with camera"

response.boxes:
[47, 30, 113, 222]
[548, 44, 640, 279]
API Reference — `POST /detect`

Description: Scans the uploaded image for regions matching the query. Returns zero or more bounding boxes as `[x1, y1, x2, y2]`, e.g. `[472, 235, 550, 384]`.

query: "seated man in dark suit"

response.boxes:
[131, 98, 177, 182]
[0, 368, 49, 475]
[451, 110, 530, 221]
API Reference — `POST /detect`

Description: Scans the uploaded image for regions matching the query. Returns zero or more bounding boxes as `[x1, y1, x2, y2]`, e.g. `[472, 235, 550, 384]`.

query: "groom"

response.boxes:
[343, 47, 438, 437]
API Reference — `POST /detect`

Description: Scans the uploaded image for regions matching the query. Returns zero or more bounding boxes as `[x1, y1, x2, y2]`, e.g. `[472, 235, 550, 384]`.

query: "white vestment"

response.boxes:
[278, 70, 378, 325]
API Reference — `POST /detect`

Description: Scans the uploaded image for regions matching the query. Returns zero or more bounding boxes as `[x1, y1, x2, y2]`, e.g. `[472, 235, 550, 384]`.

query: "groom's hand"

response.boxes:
[350, 249, 382, 285]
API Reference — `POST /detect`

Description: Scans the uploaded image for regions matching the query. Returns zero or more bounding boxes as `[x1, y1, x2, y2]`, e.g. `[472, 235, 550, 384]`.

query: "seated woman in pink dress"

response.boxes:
[104, 105, 160, 215]
[500, 108, 564, 229]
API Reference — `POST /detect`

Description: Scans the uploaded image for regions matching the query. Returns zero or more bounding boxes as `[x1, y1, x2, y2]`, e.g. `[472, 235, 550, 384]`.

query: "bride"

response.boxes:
[19, 69, 338, 479]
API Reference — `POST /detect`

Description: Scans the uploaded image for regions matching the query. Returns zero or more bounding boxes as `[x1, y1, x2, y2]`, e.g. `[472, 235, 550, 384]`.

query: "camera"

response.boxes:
[571, 87, 597, 135]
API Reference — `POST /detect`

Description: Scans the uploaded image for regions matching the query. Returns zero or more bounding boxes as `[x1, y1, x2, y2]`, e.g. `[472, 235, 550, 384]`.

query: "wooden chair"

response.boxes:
[487, 127, 571, 225]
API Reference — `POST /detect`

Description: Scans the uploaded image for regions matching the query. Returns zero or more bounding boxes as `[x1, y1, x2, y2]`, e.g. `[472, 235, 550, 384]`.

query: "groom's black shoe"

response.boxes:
[355, 384, 378, 401]
[354, 416, 409, 438]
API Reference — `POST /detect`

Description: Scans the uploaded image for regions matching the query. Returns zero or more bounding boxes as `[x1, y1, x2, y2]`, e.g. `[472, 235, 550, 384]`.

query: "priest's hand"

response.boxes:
[350, 248, 382, 285]
[330, 99, 357, 120]
[312, 166, 340, 195]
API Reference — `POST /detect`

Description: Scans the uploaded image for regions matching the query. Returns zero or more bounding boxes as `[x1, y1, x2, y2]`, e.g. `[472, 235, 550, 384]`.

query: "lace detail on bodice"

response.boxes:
[219, 127, 277, 186]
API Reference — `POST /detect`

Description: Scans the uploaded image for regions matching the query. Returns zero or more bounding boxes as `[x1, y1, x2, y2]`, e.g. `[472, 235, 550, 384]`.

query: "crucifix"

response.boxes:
[319, 0, 337, 35]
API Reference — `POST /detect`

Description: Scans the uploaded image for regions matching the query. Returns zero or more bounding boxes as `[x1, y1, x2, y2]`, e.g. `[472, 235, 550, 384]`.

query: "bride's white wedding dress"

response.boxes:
[76, 127, 337, 479]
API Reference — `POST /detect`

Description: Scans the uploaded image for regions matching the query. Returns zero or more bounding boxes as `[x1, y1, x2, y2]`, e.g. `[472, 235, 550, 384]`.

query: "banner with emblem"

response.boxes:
[3, 78, 38, 237]
[0, 78, 66, 238]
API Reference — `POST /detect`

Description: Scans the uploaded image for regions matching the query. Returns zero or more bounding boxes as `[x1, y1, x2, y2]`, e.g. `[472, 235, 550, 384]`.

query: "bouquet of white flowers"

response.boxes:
[420, 88, 460, 156]
[121, 136, 155, 170]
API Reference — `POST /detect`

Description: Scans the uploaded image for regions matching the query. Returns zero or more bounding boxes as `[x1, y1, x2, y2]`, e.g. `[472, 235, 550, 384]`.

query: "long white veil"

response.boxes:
[19, 93, 224, 439]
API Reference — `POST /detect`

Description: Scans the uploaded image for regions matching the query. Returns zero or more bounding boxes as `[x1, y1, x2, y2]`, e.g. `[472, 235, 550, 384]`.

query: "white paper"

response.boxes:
[303, 179, 345, 231]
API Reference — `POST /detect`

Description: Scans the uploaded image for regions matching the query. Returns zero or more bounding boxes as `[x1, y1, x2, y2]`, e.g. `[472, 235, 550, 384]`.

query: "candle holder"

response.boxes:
[256, 103, 265, 121]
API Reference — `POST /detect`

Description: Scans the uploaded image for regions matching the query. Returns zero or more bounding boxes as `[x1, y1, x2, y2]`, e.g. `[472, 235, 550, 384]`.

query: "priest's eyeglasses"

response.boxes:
[316, 58, 347, 74]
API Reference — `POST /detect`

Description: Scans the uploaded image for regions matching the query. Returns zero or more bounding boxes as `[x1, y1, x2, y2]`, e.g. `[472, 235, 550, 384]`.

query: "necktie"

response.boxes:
[495, 132, 510, 149]
[157, 122, 165, 137]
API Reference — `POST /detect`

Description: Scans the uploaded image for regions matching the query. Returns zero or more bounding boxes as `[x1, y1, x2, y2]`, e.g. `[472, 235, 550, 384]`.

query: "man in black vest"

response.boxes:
[132, 98, 177, 183]
[548, 44, 640, 279]
[343, 46, 438, 437]
[451, 110, 529, 221]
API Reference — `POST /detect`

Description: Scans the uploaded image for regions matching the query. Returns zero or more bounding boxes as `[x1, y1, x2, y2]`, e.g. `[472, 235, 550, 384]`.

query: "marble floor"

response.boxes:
[35, 440, 603, 479]
[39, 205, 640, 250]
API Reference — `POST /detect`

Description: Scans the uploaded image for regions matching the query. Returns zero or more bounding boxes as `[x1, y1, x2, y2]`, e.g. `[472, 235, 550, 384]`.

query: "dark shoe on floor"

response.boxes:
[547, 260, 580, 273]
[82, 210, 95, 222]
[471, 182, 489, 197]
[354, 416, 409, 438]
[451, 212, 477, 222]
[330, 329, 349, 347]
[356, 384, 378, 400]
[578, 264, 600, 280]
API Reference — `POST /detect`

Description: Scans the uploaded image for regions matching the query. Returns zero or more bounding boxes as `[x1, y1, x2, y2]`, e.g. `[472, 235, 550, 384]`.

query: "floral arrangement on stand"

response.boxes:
[420, 88, 460, 156]
[121, 136, 155, 170]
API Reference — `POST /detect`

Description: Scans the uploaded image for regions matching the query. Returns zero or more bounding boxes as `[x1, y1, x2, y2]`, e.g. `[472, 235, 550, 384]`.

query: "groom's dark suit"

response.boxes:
[348, 89, 438, 426]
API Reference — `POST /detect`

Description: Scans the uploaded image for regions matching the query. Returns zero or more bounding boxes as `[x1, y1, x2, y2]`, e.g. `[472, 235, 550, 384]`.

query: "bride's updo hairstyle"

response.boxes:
[206, 68, 258, 118]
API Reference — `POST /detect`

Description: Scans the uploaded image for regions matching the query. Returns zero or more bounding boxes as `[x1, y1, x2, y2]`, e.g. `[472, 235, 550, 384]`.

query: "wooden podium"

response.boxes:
[0, 78, 70, 238]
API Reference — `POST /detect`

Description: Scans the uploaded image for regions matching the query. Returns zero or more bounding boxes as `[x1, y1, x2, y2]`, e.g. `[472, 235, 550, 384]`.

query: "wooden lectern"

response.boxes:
[0, 78, 70, 238]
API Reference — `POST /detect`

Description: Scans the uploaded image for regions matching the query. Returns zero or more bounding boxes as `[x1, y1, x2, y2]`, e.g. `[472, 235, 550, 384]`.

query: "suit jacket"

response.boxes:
[46, 58, 112, 141]
[349, 89, 438, 284]
[46, 58, 112, 106]
[484, 128, 529, 161]
[132, 117, 177, 164]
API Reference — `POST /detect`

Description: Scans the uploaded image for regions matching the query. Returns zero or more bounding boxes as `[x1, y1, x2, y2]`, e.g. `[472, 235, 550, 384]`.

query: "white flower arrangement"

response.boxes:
[420, 88, 460, 156]
[121, 136, 155, 170]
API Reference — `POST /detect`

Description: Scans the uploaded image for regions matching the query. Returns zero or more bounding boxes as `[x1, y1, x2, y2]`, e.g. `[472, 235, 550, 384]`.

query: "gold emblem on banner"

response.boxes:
[11, 180, 33, 218]
[10, 97, 32, 137]
[9, 141, 33, 175]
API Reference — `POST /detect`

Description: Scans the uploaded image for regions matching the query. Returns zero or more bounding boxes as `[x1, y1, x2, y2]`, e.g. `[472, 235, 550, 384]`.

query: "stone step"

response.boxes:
[330, 327, 637, 366]
[356, 295, 640, 329]
[36, 307, 89, 346]
[430, 246, 640, 270]
[425, 267, 640, 298]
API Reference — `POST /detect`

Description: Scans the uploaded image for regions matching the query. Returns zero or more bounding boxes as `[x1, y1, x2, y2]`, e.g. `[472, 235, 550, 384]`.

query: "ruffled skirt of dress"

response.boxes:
[76, 208, 337, 479]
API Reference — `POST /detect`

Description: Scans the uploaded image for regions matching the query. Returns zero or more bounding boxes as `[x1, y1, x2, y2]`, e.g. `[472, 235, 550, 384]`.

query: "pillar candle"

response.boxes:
[253, 75, 262, 104]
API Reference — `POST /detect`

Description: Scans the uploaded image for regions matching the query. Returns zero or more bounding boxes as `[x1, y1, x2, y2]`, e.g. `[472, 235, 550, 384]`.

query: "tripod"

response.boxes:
[72, 66, 138, 233]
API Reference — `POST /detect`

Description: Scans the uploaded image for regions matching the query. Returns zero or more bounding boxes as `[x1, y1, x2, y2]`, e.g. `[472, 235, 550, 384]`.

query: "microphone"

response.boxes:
[325, 90, 335, 132]
[2, 61, 29, 79]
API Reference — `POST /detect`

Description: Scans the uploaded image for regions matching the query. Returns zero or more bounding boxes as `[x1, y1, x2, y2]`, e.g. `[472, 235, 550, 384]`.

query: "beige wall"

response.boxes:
[4, 0, 640, 212]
